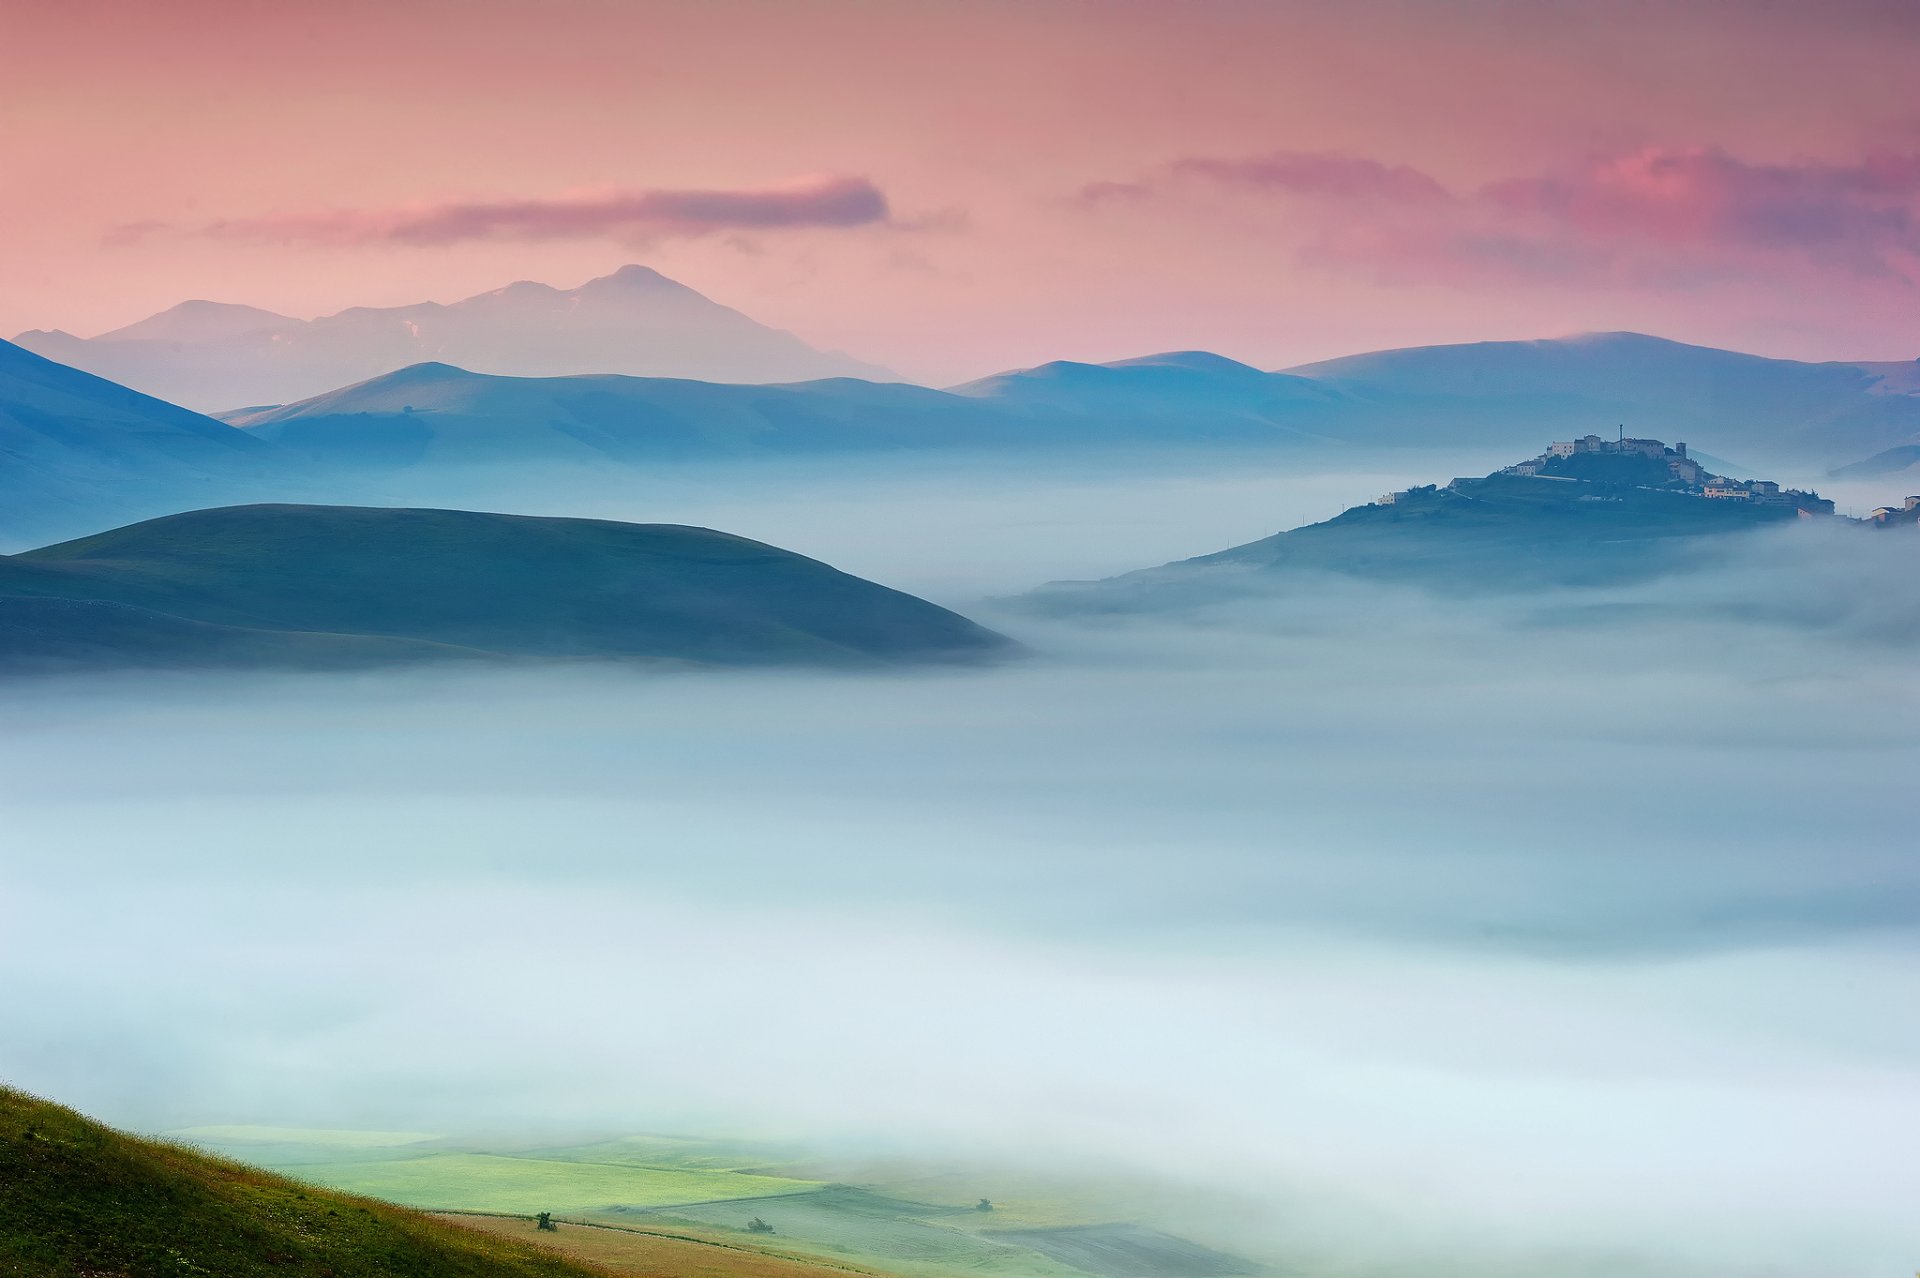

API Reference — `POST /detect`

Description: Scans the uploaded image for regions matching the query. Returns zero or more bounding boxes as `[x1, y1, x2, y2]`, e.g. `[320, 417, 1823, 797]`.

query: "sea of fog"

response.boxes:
[3, 455, 1917, 1277]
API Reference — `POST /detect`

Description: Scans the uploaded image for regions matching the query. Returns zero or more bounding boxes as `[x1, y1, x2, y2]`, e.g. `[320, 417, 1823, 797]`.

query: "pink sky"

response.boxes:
[5, 0, 1919, 382]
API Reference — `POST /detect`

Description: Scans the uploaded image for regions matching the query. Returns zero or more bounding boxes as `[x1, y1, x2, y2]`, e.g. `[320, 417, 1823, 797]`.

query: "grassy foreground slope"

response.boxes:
[0, 1087, 602, 1278]
[0, 503, 1012, 671]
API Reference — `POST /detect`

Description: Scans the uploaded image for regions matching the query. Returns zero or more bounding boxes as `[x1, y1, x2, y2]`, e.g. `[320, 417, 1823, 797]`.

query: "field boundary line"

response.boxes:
[430, 1207, 894, 1277]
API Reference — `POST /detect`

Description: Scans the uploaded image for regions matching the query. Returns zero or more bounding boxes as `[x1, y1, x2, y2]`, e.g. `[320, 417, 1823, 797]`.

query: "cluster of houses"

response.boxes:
[1496, 433, 1837, 514]
[1369, 432, 1920, 523]
[1866, 495, 1920, 526]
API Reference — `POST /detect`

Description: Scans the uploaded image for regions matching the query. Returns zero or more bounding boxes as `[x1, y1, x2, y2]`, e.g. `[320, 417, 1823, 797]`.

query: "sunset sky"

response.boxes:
[6, 0, 1920, 382]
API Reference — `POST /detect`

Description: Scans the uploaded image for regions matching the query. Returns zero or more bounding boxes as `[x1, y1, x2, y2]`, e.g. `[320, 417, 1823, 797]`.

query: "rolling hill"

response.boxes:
[1284, 332, 1920, 466]
[15, 265, 895, 411]
[0, 1085, 601, 1278]
[0, 336, 267, 544]
[1024, 441, 1852, 613]
[0, 504, 1013, 672]
[950, 351, 1344, 440]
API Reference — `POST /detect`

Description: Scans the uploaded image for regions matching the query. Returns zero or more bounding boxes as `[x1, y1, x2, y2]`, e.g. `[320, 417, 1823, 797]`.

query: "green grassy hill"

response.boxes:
[0, 1086, 604, 1278]
[0, 503, 1012, 672]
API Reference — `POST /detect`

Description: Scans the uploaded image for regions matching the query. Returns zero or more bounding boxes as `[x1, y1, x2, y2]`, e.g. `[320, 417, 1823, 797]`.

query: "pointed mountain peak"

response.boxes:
[594, 264, 669, 286]
[573, 264, 702, 300]
[473, 279, 562, 303]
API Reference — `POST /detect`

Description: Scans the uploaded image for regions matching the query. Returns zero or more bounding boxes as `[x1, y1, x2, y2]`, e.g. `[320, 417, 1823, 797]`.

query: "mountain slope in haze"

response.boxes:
[951, 351, 1344, 432]
[222, 352, 1358, 466]
[0, 336, 267, 543]
[1831, 442, 1920, 480]
[0, 504, 1011, 672]
[222, 333, 1920, 472]
[1286, 332, 1920, 465]
[0, 1086, 601, 1278]
[15, 265, 894, 411]
[222, 362, 1019, 465]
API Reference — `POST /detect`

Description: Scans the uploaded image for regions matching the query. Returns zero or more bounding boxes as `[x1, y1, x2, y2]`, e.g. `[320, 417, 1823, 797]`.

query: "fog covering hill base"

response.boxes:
[6, 329, 1920, 550]
[14, 265, 893, 411]
[0, 504, 1010, 672]
[1023, 459, 1851, 615]
[6, 458, 1920, 1278]
[0, 1087, 601, 1278]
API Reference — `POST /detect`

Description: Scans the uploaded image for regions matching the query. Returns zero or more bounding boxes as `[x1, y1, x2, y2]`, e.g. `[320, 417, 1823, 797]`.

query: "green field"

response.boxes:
[174, 1124, 443, 1148]
[284, 1152, 820, 1214]
[590, 1182, 1275, 1278]
[175, 1127, 1272, 1278]
[512, 1133, 808, 1173]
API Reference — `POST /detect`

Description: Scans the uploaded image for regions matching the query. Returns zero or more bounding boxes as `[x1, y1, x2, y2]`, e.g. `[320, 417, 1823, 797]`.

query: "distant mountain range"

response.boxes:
[1024, 439, 1886, 613]
[14, 265, 894, 411]
[219, 362, 1022, 464]
[218, 332, 1920, 472]
[0, 504, 1011, 672]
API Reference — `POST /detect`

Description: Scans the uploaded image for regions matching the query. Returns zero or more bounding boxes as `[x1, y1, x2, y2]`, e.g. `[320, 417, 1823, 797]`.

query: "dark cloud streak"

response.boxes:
[113, 176, 893, 248]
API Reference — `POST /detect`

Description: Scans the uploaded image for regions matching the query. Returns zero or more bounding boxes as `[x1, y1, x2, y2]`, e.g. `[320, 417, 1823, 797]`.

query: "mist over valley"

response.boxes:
[7, 12, 1920, 1272]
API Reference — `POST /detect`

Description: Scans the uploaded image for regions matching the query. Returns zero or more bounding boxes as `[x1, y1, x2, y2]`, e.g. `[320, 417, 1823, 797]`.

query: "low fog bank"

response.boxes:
[3, 470, 1917, 1276]
[0, 448, 1494, 602]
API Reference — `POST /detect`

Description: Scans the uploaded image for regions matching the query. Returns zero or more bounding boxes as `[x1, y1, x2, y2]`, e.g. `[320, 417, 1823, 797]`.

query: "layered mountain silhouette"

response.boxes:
[0, 504, 1012, 672]
[8, 326, 1920, 554]
[15, 265, 894, 411]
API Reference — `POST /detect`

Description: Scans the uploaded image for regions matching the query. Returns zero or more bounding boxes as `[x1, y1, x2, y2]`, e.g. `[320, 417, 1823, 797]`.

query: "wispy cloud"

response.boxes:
[1083, 145, 1920, 288]
[1483, 146, 1920, 273]
[1077, 150, 1450, 207]
[114, 176, 893, 248]
[1167, 151, 1451, 202]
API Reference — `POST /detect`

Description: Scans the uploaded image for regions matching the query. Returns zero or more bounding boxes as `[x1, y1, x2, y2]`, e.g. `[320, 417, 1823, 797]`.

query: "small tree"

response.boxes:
[535, 1211, 557, 1232]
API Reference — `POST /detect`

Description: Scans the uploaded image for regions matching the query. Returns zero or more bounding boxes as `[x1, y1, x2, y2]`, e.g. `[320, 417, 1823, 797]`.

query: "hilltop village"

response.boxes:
[1378, 433, 1837, 514]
